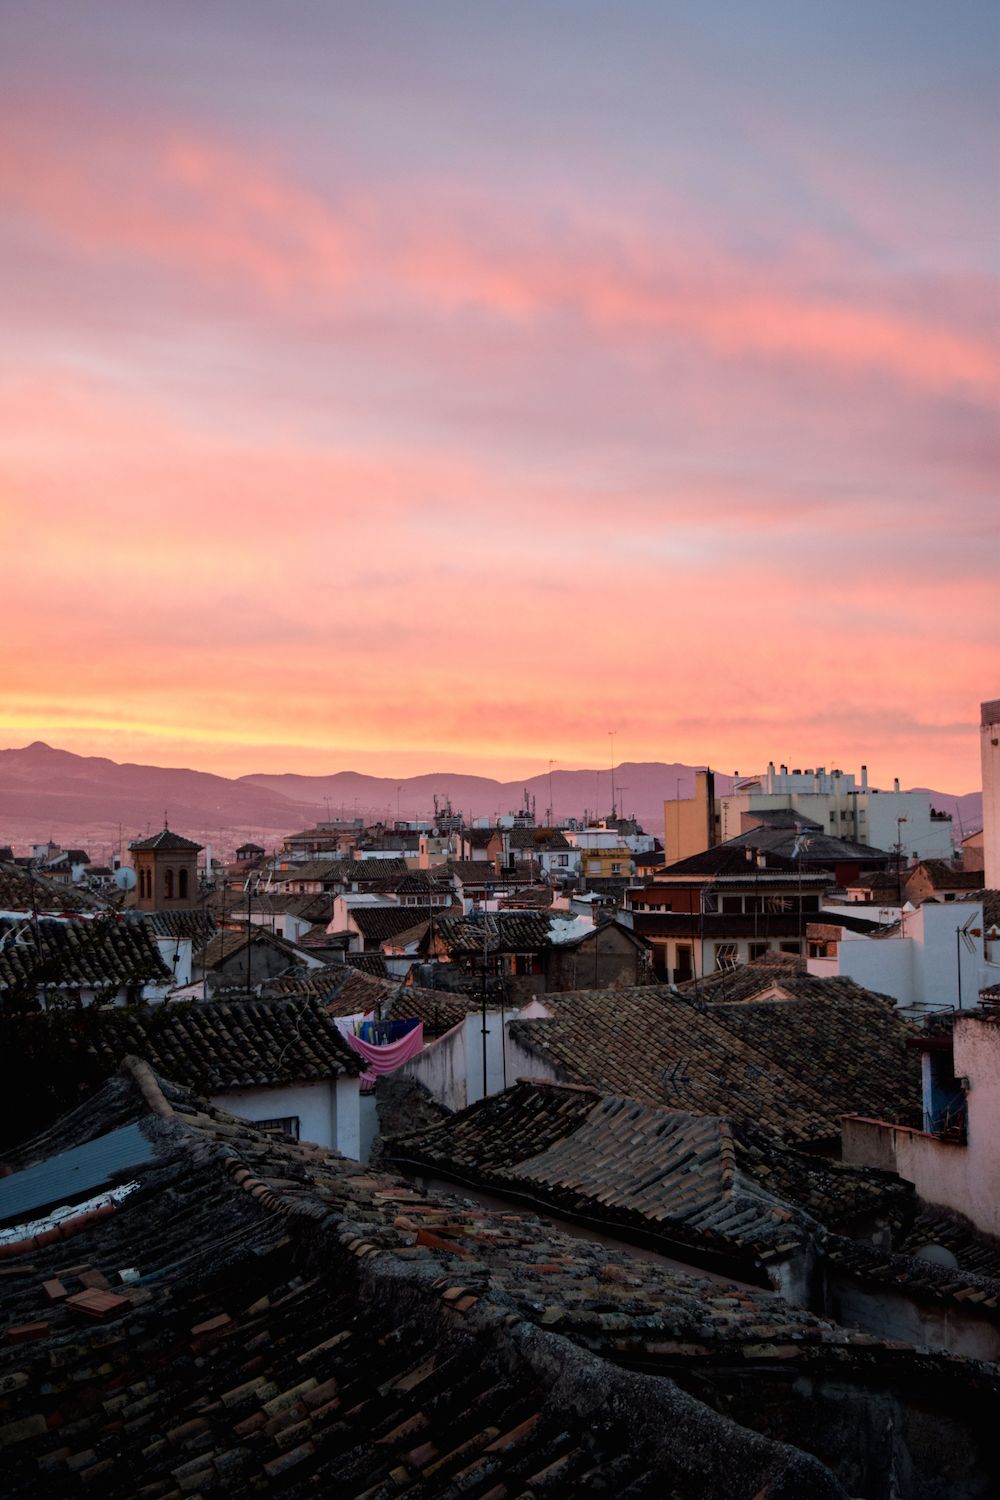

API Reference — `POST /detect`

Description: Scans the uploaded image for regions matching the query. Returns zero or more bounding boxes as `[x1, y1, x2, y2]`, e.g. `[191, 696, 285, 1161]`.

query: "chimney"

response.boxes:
[894, 777, 900, 792]
[861, 764, 868, 790]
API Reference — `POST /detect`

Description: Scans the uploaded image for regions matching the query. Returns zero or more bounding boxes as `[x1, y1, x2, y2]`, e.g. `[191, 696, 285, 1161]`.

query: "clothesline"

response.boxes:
[345, 1020, 424, 1090]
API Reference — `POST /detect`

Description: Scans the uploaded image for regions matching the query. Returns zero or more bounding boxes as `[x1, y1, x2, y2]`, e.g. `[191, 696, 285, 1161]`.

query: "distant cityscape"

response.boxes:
[2, 699, 998, 1494]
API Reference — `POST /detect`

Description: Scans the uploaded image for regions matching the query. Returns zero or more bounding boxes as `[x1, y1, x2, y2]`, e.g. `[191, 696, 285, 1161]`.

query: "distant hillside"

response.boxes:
[239, 761, 733, 832]
[0, 742, 323, 857]
[0, 743, 980, 858]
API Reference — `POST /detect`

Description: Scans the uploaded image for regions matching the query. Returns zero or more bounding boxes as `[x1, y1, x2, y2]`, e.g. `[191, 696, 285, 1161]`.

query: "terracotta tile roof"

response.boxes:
[968, 889, 1000, 927]
[673, 956, 899, 1006]
[389, 1080, 912, 1277]
[666, 827, 889, 874]
[0, 1063, 983, 1499]
[325, 968, 399, 1015]
[909, 861, 983, 891]
[897, 1206, 1000, 1281]
[341, 857, 410, 883]
[379, 918, 431, 951]
[500, 826, 573, 851]
[295, 931, 348, 958]
[349, 904, 451, 945]
[344, 951, 390, 977]
[0, 862, 103, 914]
[446, 859, 499, 883]
[270, 966, 478, 1035]
[386, 986, 479, 1038]
[270, 892, 334, 924]
[508, 982, 920, 1144]
[1, 996, 361, 1098]
[822, 1230, 1000, 1323]
[851, 870, 900, 891]
[392, 871, 452, 895]
[0, 915, 171, 999]
[271, 858, 344, 883]
[194, 926, 307, 972]
[260, 967, 363, 1006]
[142, 909, 218, 942]
[128, 827, 202, 852]
[699, 989, 919, 1125]
[429, 911, 554, 955]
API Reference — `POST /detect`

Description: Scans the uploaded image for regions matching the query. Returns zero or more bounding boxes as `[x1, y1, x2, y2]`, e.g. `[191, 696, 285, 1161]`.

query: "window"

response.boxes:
[749, 941, 769, 961]
[178, 868, 189, 900]
[721, 896, 742, 914]
[252, 1116, 300, 1140]
[714, 942, 739, 970]
[611, 863, 622, 874]
[779, 941, 800, 955]
[165, 868, 174, 899]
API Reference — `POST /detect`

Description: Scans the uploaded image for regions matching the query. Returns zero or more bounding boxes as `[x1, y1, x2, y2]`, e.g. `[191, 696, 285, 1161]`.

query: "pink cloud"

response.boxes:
[2, 111, 996, 402]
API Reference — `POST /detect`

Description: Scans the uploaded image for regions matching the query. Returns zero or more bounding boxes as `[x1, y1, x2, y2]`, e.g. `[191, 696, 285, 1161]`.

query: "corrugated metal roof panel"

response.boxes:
[0, 1122, 155, 1226]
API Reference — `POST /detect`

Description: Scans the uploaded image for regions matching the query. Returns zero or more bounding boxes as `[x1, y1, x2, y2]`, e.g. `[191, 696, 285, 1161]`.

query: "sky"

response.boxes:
[1, 2, 997, 789]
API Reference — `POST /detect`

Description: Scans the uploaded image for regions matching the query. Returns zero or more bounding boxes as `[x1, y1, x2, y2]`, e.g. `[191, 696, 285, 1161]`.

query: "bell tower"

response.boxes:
[129, 825, 203, 911]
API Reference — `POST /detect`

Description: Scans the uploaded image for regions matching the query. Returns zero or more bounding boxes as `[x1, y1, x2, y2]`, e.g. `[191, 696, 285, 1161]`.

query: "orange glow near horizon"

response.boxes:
[2, 8, 997, 795]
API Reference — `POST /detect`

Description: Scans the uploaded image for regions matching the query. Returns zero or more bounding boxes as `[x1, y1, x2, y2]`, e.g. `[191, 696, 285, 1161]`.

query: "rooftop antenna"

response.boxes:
[548, 759, 556, 826]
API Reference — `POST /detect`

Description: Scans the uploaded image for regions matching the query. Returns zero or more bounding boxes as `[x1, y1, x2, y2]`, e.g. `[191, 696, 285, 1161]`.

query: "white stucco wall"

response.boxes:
[208, 1077, 364, 1161]
[335, 1074, 362, 1159]
[154, 936, 193, 987]
[503, 1029, 560, 1088]
[399, 1021, 468, 1111]
[864, 792, 953, 861]
[399, 1007, 538, 1111]
[809, 901, 992, 1012]
[463, 1009, 522, 1105]
[211, 1080, 338, 1152]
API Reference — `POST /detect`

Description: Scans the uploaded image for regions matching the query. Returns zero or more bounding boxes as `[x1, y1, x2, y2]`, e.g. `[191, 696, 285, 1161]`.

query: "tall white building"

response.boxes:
[717, 764, 953, 860]
[982, 699, 1000, 889]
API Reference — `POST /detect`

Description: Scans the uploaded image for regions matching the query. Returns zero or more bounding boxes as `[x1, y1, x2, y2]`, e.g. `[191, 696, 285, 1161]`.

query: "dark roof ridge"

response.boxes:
[120, 1054, 174, 1119]
[514, 1075, 602, 1095]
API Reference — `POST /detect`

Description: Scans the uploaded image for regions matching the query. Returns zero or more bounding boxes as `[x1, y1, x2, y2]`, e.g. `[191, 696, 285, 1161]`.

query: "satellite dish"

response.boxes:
[114, 866, 137, 892]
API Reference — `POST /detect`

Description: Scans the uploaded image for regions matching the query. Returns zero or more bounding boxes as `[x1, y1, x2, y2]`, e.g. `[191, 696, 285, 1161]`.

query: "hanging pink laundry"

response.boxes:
[346, 1022, 424, 1088]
